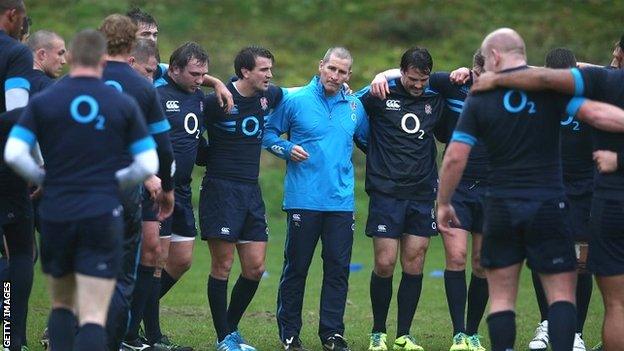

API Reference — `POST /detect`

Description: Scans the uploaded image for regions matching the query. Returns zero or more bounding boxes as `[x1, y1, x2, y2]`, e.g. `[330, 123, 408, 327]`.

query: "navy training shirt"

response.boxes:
[357, 77, 444, 200]
[572, 67, 624, 200]
[157, 74, 204, 187]
[203, 81, 284, 182]
[27, 69, 54, 96]
[452, 66, 571, 199]
[559, 111, 593, 194]
[429, 72, 489, 182]
[11, 76, 154, 221]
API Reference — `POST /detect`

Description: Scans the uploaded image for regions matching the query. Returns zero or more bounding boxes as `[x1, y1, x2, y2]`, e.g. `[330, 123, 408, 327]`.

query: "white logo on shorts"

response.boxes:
[96, 263, 108, 271]
[377, 224, 387, 233]
[558, 202, 565, 209]
[431, 221, 437, 230]
[220, 227, 230, 235]
[292, 214, 301, 221]
[552, 257, 564, 264]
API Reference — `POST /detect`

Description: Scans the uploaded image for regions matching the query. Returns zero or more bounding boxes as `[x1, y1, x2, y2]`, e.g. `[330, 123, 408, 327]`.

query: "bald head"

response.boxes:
[481, 28, 527, 72]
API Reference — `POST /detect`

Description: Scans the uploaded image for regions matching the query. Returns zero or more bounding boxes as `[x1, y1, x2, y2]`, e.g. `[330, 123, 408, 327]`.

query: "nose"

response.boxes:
[266, 69, 272, 79]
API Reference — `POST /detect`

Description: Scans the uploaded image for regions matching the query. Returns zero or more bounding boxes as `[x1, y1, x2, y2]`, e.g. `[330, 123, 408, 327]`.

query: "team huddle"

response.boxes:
[1, 1, 624, 351]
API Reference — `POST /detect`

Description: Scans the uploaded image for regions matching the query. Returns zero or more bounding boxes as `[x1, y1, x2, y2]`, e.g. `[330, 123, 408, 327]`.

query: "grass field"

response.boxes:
[25, 158, 605, 351]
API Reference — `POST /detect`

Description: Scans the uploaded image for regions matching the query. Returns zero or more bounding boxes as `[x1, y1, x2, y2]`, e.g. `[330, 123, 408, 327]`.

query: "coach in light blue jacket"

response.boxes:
[263, 47, 368, 351]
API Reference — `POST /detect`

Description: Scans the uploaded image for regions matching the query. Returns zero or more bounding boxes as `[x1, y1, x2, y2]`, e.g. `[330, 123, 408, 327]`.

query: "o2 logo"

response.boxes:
[561, 115, 580, 131]
[184, 113, 200, 139]
[503, 90, 536, 114]
[105, 80, 123, 92]
[242, 116, 261, 138]
[401, 113, 425, 139]
[70, 95, 105, 130]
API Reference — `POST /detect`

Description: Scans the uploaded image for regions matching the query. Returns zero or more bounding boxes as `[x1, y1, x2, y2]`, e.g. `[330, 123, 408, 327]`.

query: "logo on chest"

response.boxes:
[424, 104, 432, 115]
[260, 97, 269, 111]
[386, 99, 401, 110]
[166, 100, 180, 112]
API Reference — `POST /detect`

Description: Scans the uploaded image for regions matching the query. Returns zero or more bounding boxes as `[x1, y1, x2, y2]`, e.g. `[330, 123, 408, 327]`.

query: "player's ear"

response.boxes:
[318, 60, 324, 72]
[36, 48, 46, 61]
[127, 56, 136, 66]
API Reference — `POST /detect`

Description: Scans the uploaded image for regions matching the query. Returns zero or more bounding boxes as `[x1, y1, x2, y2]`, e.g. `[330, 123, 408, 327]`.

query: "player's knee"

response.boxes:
[211, 259, 234, 279]
[447, 250, 468, 270]
[242, 262, 265, 281]
[374, 256, 397, 277]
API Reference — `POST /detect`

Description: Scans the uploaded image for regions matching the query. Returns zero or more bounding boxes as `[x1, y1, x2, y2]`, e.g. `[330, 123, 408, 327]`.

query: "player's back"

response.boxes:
[24, 76, 145, 220]
[456, 67, 568, 198]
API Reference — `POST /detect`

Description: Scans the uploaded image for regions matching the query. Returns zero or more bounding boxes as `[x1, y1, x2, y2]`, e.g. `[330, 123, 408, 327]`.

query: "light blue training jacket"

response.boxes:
[263, 75, 369, 211]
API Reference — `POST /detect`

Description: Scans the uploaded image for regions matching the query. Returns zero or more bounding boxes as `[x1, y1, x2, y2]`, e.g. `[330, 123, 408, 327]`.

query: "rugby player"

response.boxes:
[199, 46, 284, 351]
[4, 28, 158, 351]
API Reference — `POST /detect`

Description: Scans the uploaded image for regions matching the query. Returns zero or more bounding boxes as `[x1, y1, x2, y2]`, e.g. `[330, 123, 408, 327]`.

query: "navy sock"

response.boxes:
[227, 275, 260, 332]
[444, 269, 466, 335]
[126, 264, 155, 341]
[370, 271, 393, 333]
[466, 274, 488, 335]
[74, 323, 107, 351]
[159, 269, 177, 298]
[144, 275, 162, 344]
[396, 272, 423, 338]
[487, 310, 515, 351]
[531, 270, 549, 322]
[9, 254, 34, 348]
[208, 275, 229, 342]
[548, 301, 576, 351]
[576, 273, 592, 333]
[48, 308, 77, 351]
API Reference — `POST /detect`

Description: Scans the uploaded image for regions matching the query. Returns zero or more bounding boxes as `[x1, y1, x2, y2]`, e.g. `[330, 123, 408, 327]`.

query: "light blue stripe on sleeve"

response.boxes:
[9, 125, 36, 147]
[148, 119, 171, 134]
[129, 136, 156, 155]
[446, 98, 465, 106]
[565, 97, 586, 117]
[570, 68, 584, 96]
[451, 131, 477, 146]
[5, 77, 30, 91]
[447, 105, 463, 114]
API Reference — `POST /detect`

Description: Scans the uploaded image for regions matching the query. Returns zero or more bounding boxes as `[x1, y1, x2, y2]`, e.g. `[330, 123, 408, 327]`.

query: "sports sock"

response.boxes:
[396, 272, 423, 338]
[466, 273, 488, 335]
[444, 269, 466, 335]
[9, 253, 34, 348]
[74, 323, 107, 351]
[208, 275, 229, 342]
[159, 269, 177, 298]
[125, 264, 155, 340]
[370, 271, 393, 333]
[227, 275, 260, 331]
[548, 301, 576, 351]
[576, 272, 592, 334]
[144, 275, 163, 344]
[487, 310, 515, 351]
[48, 308, 77, 351]
[531, 270, 549, 322]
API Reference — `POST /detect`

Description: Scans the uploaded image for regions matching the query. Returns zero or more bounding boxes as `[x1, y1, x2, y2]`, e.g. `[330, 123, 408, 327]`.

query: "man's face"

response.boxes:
[131, 55, 158, 83]
[243, 56, 273, 92]
[612, 42, 623, 68]
[136, 22, 158, 43]
[400, 67, 430, 97]
[7, 8, 26, 39]
[170, 58, 208, 93]
[318, 54, 351, 95]
[41, 38, 67, 78]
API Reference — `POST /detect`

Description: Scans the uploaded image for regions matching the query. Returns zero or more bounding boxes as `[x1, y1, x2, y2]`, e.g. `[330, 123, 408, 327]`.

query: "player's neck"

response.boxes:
[233, 79, 257, 97]
[496, 57, 527, 72]
[105, 54, 130, 63]
[69, 66, 102, 79]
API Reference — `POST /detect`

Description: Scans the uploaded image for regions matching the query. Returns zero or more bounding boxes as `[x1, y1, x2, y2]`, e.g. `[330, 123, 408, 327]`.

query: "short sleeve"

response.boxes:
[451, 96, 479, 146]
[4, 45, 33, 92]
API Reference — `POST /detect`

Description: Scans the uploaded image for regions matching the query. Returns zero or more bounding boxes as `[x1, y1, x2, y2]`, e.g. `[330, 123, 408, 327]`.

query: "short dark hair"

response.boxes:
[619, 34, 624, 52]
[99, 14, 137, 56]
[0, 0, 25, 13]
[126, 7, 157, 27]
[472, 49, 484, 71]
[400, 47, 433, 75]
[132, 38, 158, 63]
[234, 46, 274, 79]
[169, 41, 209, 70]
[27, 30, 61, 52]
[545, 47, 576, 69]
[69, 29, 106, 67]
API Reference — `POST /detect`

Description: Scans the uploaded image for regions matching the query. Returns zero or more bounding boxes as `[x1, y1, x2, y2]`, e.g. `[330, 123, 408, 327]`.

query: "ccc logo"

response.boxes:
[386, 99, 400, 109]
[166, 100, 180, 109]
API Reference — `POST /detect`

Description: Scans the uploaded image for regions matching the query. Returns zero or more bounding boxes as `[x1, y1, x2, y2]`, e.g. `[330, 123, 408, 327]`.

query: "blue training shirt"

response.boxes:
[202, 80, 284, 183]
[452, 66, 573, 199]
[263, 75, 368, 211]
[10, 76, 154, 221]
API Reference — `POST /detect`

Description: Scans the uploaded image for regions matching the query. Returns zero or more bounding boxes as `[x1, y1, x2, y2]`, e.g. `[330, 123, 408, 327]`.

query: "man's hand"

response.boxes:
[214, 80, 234, 113]
[470, 71, 498, 93]
[449, 67, 471, 85]
[290, 145, 309, 162]
[436, 202, 461, 234]
[144, 175, 162, 200]
[370, 73, 390, 99]
[593, 150, 618, 173]
[154, 189, 174, 221]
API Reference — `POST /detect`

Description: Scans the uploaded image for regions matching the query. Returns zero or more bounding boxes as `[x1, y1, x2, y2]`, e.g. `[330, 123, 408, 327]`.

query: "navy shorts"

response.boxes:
[481, 196, 576, 273]
[451, 180, 486, 233]
[143, 184, 197, 240]
[0, 193, 32, 227]
[567, 191, 591, 242]
[365, 191, 437, 238]
[588, 198, 624, 276]
[40, 208, 124, 278]
[199, 177, 268, 243]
